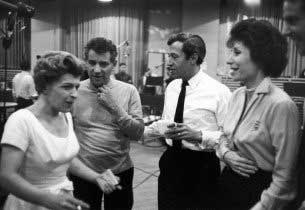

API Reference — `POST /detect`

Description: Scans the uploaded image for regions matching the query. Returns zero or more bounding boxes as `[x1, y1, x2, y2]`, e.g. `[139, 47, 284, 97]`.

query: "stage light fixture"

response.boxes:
[98, 0, 112, 3]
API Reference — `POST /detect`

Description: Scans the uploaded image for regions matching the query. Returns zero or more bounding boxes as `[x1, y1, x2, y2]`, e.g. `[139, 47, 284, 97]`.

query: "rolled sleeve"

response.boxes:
[257, 100, 301, 210]
[143, 121, 163, 142]
[200, 87, 231, 150]
[200, 130, 223, 150]
[216, 87, 231, 128]
[116, 86, 144, 140]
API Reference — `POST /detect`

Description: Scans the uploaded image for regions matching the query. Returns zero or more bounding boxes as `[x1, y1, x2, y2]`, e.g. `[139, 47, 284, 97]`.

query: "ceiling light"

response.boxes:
[98, 0, 112, 2]
[244, 0, 261, 6]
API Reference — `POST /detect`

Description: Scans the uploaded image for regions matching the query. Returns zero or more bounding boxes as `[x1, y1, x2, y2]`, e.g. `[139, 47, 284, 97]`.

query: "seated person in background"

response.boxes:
[0, 51, 89, 210]
[115, 62, 133, 84]
[12, 59, 37, 110]
[142, 68, 160, 95]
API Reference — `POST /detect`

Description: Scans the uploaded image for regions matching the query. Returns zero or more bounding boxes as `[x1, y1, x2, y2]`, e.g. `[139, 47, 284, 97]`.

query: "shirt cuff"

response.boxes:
[259, 190, 289, 210]
[199, 130, 222, 150]
[217, 142, 231, 161]
[115, 110, 129, 124]
[250, 202, 266, 210]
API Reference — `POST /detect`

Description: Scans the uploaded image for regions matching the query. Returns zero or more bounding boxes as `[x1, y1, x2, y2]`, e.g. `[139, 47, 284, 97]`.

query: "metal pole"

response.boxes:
[3, 47, 7, 121]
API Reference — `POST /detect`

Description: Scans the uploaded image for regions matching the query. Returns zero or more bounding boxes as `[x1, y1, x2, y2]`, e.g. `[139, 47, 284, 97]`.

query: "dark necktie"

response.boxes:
[173, 80, 189, 149]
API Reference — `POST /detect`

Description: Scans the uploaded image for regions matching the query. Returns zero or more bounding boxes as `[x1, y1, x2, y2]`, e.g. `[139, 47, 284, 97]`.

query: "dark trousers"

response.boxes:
[217, 166, 272, 210]
[158, 147, 220, 210]
[16, 97, 33, 110]
[70, 167, 134, 210]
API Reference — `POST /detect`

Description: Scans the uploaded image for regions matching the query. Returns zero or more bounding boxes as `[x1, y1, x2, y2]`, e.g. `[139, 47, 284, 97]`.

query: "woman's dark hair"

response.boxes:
[167, 33, 206, 65]
[33, 51, 84, 94]
[227, 18, 288, 78]
[84, 37, 118, 64]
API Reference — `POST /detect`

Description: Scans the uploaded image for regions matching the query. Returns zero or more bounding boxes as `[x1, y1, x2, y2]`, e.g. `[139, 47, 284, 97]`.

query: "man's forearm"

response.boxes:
[69, 157, 99, 183]
[110, 104, 144, 140]
[110, 104, 127, 120]
[117, 115, 144, 140]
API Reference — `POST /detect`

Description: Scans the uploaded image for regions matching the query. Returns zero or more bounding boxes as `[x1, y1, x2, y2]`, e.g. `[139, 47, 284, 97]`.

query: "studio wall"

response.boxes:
[182, 0, 221, 80]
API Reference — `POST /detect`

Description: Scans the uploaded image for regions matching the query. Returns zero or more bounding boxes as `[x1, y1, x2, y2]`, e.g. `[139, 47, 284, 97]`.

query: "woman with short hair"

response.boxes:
[217, 19, 301, 210]
[0, 51, 89, 210]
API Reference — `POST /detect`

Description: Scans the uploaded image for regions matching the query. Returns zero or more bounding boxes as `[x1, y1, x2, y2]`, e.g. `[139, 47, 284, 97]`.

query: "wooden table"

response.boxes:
[0, 102, 17, 108]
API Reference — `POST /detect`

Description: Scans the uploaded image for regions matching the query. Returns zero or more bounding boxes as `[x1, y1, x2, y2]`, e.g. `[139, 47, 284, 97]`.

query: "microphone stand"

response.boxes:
[0, 1, 35, 125]
[0, 13, 14, 124]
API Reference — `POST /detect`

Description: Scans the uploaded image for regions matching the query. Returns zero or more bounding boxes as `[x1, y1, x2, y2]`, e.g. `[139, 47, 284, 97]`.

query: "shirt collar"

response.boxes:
[255, 77, 272, 94]
[187, 69, 204, 89]
[242, 77, 271, 95]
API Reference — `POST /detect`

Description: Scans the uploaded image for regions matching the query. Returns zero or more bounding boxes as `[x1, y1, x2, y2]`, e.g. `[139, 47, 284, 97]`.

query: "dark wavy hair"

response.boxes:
[227, 19, 288, 78]
[84, 37, 118, 64]
[33, 51, 84, 94]
[167, 33, 206, 65]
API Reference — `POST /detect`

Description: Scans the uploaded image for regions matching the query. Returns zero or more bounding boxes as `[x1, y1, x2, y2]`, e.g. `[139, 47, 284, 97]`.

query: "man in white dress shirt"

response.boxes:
[145, 33, 231, 210]
[12, 60, 37, 110]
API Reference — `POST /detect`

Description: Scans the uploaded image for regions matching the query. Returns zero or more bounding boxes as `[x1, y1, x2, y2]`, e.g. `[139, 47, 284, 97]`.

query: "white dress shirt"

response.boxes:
[12, 71, 37, 99]
[144, 70, 231, 151]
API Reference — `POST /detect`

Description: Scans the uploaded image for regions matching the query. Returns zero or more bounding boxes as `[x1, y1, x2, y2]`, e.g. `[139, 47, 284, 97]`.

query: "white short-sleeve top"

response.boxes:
[1, 109, 80, 210]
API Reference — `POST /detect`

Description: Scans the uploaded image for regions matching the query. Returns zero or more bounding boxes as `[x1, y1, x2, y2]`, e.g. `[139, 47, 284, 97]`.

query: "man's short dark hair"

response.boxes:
[227, 18, 288, 78]
[84, 37, 118, 64]
[167, 33, 206, 65]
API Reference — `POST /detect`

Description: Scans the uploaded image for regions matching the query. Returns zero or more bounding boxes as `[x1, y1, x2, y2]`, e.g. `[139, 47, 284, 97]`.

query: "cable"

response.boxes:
[133, 169, 159, 189]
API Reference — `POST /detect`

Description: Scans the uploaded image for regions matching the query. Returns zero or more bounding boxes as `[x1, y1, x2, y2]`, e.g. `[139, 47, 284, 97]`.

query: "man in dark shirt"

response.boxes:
[115, 62, 133, 84]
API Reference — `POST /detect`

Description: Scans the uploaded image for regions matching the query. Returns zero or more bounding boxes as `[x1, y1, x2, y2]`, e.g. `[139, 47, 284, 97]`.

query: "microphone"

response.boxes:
[7, 11, 15, 33]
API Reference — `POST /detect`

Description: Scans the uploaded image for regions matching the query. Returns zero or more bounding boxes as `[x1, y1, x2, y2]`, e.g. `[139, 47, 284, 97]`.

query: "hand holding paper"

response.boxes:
[96, 169, 122, 194]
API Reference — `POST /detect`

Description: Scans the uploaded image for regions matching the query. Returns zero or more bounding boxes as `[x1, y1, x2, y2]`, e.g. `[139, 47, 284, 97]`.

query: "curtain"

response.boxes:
[0, 16, 30, 70]
[61, 0, 146, 87]
[217, 0, 305, 78]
